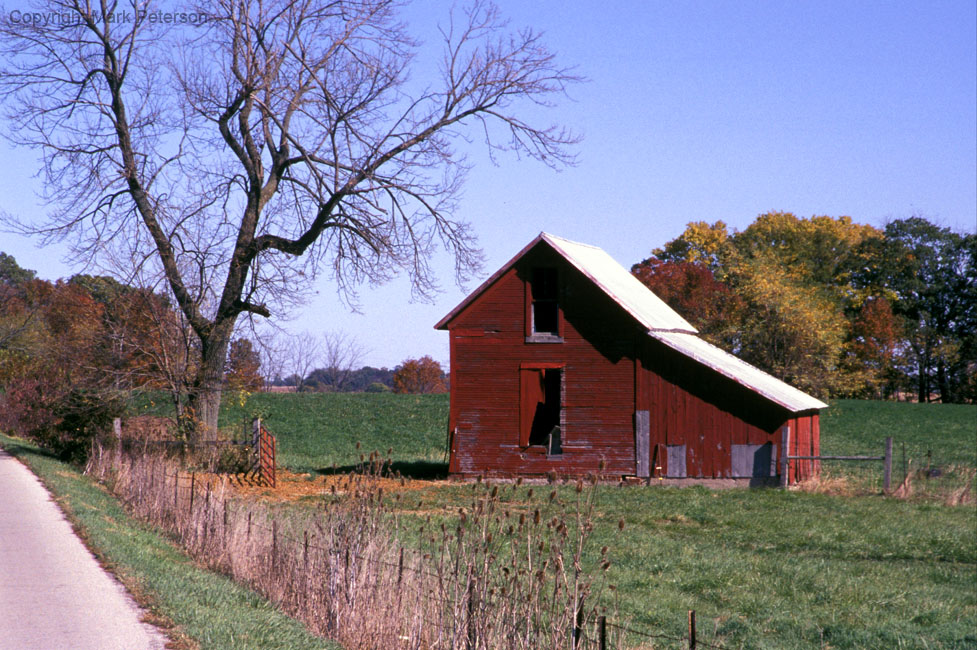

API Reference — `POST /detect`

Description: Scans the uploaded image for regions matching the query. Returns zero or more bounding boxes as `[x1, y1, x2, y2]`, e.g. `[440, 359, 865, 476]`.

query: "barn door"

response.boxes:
[635, 410, 650, 478]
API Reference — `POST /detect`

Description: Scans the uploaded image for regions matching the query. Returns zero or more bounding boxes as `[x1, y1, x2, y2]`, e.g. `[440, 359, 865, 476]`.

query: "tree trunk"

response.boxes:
[937, 361, 950, 404]
[186, 320, 236, 442]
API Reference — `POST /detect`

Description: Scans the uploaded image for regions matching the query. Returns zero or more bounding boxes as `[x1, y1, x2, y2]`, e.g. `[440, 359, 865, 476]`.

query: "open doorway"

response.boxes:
[522, 367, 562, 455]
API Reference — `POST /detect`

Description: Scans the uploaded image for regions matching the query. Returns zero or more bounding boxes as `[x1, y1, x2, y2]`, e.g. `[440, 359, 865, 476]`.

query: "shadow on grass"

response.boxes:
[0, 440, 60, 462]
[313, 459, 449, 481]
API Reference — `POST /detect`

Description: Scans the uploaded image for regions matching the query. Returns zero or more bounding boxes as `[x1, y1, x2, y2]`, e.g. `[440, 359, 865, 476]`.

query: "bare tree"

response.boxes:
[317, 330, 366, 391]
[283, 330, 323, 391]
[255, 331, 288, 390]
[0, 0, 579, 438]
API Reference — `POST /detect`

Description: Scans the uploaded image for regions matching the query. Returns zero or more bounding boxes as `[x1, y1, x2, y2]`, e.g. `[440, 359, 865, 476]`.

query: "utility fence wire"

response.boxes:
[87, 444, 631, 650]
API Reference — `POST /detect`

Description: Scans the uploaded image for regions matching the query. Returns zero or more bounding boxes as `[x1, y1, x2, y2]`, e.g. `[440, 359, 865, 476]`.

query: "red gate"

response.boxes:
[249, 418, 277, 488]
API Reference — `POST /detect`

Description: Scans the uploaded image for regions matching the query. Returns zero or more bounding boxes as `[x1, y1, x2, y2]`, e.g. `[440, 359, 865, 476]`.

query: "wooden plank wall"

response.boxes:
[635, 338, 793, 478]
[447, 248, 637, 477]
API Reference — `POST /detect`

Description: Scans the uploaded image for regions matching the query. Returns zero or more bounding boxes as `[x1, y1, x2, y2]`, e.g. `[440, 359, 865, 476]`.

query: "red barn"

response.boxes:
[435, 233, 827, 484]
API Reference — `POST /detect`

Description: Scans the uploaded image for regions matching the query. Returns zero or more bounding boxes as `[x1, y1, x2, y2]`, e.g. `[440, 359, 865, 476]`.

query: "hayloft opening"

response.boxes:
[530, 267, 559, 335]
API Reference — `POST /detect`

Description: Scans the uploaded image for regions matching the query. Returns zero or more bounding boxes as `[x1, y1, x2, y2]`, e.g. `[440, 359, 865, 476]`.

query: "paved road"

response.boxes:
[0, 448, 168, 650]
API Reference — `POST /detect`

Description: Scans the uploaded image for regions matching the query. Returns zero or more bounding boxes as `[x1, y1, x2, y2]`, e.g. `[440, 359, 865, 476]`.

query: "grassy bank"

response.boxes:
[0, 433, 338, 650]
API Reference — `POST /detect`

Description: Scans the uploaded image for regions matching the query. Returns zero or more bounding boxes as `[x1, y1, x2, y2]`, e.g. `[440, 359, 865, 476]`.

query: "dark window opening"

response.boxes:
[531, 267, 559, 335]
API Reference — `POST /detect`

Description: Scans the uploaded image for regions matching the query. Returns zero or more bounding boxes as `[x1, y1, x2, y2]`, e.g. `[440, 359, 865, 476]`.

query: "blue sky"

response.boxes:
[1, 0, 975, 370]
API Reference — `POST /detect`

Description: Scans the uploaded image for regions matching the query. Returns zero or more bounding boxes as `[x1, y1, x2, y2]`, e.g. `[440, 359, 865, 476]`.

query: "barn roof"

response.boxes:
[437, 232, 827, 413]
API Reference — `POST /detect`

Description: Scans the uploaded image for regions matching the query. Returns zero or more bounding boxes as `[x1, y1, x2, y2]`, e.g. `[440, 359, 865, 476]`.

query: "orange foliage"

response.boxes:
[392, 356, 447, 394]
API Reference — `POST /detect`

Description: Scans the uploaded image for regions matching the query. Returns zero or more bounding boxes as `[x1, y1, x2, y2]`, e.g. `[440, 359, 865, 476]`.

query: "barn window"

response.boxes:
[528, 267, 561, 340]
[519, 365, 564, 455]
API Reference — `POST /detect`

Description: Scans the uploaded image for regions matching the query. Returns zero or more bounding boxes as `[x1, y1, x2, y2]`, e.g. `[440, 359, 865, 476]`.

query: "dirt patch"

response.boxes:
[225, 469, 447, 502]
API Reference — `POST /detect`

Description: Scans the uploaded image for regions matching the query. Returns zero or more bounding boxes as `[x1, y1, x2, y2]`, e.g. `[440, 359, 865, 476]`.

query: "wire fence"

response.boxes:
[91, 446, 743, 649]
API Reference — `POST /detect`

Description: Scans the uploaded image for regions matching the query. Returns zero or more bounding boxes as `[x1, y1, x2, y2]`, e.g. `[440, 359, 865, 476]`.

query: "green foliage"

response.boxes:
[852, 218, 976, 403]
[0, 251, 36, 285]
[50, 388, 127, 463]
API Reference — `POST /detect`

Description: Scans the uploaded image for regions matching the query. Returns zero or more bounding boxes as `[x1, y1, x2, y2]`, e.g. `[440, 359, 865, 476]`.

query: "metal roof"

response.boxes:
[540, 233, 698, 333]
[436, 232, 826, 412]
[435, 232, 697, 332]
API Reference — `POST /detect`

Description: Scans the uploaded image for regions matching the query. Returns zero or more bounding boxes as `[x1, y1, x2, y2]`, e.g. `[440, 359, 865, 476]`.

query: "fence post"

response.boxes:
[189, 472, 195, 513]
[113, 417, 122, 444]
[303, 530, 309, 569]
[174, 471, 179, 509]
[223, 500, 229, 544]
[272, 519, 278, 573]
[883, 437, 893, 491]
[688, 610, 696, 649]
[467, 578, 477, 650]
[573, 595, 585, 648]
[780, 426, 791, 487]
[902, 442, 908, 485]
[598, 615, 606, 650]
[247, 511, 252, 539]
[397, 547, 404, 586]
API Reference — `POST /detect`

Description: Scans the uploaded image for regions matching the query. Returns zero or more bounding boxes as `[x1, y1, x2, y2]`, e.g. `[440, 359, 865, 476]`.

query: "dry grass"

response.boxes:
[86, 445, 625, 650]
[792, 473, 860, 497]
[228, 469, 443, 502]
[793, 460, 977, 507]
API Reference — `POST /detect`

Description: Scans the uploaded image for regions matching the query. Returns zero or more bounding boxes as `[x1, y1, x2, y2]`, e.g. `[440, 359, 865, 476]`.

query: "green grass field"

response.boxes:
[217, 392, 451, 475]
[225, 394, 976, 649]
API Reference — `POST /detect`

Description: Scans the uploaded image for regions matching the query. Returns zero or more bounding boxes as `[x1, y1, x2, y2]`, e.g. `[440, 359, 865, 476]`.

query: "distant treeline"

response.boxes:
[271, 366, 397, 393]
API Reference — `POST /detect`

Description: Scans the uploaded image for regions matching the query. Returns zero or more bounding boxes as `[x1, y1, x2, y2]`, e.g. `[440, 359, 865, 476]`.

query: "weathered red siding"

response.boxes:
[444, 241, 820, 483]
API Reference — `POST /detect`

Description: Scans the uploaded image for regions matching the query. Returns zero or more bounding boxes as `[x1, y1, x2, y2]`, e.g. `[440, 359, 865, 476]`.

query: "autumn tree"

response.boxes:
[631, 258, 744, 348]
[0, 275, 127, 461]
[641, 213, 975, 401]
[651, 221, 732, 274]
[393, 356, 447, 394]
[225, 338, 263, 392]
[843, 297, 903, 399]
[642, 213, 883, 396]
[0, 0, 579, 439]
